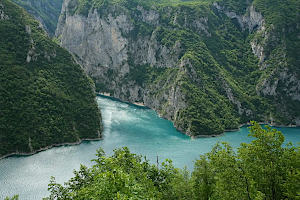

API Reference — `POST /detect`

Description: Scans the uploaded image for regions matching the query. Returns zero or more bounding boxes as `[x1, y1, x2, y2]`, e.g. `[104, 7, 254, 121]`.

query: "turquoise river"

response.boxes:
[0, 96, 299, 199]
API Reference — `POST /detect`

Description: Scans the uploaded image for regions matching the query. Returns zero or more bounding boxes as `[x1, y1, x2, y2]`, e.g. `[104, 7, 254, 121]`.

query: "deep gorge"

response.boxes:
[0, 0, 299, 199]
[55, 0, 300, 136]
[1, 96, 299, 199]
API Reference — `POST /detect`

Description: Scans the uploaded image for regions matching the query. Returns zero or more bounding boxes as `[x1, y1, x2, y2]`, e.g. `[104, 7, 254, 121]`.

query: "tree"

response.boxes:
[4, 195, 19, 200]
[46, 122, 299, 199]
[192, 155, 215, 200]
[238, 122, 299, 200]
[191, 122, 299, 200]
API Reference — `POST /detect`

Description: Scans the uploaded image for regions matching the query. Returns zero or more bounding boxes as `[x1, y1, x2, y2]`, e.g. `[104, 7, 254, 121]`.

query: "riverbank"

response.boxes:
[191, 122, 300, 139]
[0, 137, 102, 160]
[1, 95, 299, 200]
[98, 93, 147, 108]
[5, 94, 295, 160]
[97, 92, 299, 137]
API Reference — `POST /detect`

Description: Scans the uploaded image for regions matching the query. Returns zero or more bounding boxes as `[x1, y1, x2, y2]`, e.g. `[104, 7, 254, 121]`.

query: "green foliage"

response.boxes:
[192, 122, 300, 200]
[49, 0, 299, 135]
[253, 0, 300, 124]
[47, 122, 299, 199]
[46, 147, 194, 199]
[72, 0, 210, 14]
[0, 0, 102, 157]
[253, 0, 300, 29]
[83, 0, 294, 136]
[47, 147, 161, 199]
[4, 195, 19, 200]
[216, 0, 250, 14]
[12, 0, 63, 36]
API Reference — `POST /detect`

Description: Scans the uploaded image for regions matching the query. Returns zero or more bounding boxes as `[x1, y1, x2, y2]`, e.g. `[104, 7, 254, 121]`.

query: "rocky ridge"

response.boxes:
[12, 0, 63, 36]
[56, 0, 300, 135]
[0, 0, 103, 157]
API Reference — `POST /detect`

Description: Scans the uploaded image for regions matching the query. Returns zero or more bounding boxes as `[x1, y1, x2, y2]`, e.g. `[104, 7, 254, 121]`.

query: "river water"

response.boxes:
[0, 96, 299, 199]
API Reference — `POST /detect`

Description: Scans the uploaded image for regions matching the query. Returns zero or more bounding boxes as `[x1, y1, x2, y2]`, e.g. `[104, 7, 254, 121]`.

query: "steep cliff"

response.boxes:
[56, 0, 300, 136]
[215, 0, 300, 125]
[0, 0, 102, 157]
[252, 0, 300, 125]
[12, 0, 63, 36]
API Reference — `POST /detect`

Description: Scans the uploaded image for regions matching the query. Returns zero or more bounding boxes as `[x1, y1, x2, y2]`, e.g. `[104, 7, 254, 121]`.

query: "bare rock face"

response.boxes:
[0, 3, 9, 20]
[56, 0, 300, 134]
[56, 2, 189, 131]
[259, 67, 300, 101]
[12, 0, 63, 36]
[213, 3, 264, 32]
[214, 1, 300, 125]
[213, 2, 267, 64]
[137, 6, 159, 25]
[223, 80, 252, 116]
[57, 10, 130, 74]
[214, 2, 264, 65]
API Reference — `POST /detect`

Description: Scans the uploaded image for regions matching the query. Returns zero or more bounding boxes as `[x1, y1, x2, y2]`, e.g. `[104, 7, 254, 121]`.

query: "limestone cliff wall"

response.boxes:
[56, 0, 300, 135]
[56, 1, 190, 133]
[214, 1, 300, 126]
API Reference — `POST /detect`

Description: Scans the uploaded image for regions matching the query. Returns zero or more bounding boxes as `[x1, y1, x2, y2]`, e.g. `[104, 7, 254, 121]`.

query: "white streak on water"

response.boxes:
[0, 96, 299, 199]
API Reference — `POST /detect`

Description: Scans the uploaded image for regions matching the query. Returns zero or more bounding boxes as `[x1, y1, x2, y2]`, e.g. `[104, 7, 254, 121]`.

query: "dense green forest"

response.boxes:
[55, 0, 300, 136]
[35, 122, 298, 199]
[15, 0, 300, 136]
[0, 0, 102, 157]
[12, 0, 63, 36]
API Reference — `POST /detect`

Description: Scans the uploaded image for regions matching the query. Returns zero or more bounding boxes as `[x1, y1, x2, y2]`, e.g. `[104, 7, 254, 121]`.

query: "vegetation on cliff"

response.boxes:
[0, 0, 102, 157]
[12, 0, 63, 36]
[16, 0, 299, 135]
[45, 122, 299, 199]
[57, 0, 300, 136]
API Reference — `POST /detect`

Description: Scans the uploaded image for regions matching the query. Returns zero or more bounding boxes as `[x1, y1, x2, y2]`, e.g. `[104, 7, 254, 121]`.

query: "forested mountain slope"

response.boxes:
[12, 0, 63, 36]
[0, 0, 102, 158]
[56, 0, 300, 136]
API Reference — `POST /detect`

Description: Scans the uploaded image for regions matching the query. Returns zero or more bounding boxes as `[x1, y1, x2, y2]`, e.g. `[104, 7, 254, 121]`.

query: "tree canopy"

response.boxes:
[41, 122, 299, 200]
[0, 0, 102, 157]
